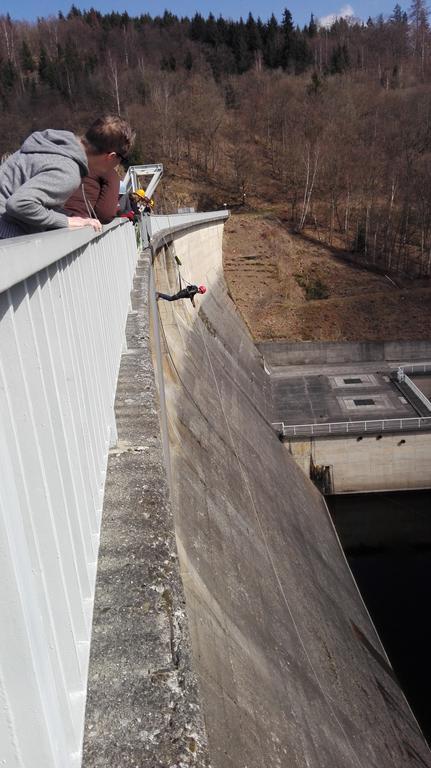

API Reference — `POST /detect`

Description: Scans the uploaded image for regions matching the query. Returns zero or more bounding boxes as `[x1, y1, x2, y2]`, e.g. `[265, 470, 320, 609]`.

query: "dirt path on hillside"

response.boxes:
[223, 213, 431, 342]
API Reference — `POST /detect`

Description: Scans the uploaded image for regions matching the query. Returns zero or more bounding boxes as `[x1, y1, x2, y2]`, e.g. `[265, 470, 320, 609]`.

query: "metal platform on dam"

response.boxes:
[265, 360, 431, 493]
[145, 214, 431, 767]
[271, 366, 417, 426]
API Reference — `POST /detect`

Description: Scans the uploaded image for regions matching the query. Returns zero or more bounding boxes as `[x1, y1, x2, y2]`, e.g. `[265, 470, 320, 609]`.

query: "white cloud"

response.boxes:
[318, 4, 355, 28]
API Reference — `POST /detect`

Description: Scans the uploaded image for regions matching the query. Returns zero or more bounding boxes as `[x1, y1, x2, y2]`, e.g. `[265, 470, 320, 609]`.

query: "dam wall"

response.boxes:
[258, 338, 431, 367]
[288, 432, 431, 494]
[149, 214, 431, 767]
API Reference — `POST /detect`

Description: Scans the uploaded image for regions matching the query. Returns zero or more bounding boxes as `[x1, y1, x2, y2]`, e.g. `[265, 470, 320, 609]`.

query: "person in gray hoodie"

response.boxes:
[0, 115, 135, 240]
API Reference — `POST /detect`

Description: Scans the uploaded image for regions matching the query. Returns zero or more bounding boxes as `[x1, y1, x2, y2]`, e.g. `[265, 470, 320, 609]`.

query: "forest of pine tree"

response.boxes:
[2, 4, 431, 274]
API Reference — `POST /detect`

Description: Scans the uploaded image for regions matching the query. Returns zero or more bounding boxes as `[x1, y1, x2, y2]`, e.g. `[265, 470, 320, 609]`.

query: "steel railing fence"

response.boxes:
[397, 371, 431, 413]
[274, 416, 431, 438]
[400, 363, 431, 375]
[0, 220, 138, 768]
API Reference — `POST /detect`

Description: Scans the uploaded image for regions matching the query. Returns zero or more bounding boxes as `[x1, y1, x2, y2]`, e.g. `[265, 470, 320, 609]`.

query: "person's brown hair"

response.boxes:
[83, 115, 135, 160]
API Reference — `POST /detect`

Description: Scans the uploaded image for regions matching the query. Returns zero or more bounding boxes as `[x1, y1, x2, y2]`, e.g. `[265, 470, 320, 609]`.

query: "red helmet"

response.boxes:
[198, 285, 207, 294]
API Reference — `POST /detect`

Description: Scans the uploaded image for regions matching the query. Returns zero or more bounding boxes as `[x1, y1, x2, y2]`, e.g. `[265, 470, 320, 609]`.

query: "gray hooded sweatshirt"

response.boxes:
[0, 129, 88, 239]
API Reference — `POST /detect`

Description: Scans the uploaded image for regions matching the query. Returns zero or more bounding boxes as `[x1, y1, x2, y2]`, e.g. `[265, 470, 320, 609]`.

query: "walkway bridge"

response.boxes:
[1, 210, 430, 767]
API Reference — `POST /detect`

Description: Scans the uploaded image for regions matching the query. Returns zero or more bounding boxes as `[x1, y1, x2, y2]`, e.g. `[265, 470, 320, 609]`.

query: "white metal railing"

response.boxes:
[400, 362, 431, 375]
[397, 371, 431, 413]
[274, 416, 431, 438]
[0, 220, 138, 768]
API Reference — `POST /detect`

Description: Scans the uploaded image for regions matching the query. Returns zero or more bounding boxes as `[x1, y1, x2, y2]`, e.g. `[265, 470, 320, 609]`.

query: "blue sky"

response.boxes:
[0, 0, 403, 27]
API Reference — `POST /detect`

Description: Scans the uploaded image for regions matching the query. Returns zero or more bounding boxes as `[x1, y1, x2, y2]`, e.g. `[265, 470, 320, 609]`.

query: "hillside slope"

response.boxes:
[223, 214, 431, 341]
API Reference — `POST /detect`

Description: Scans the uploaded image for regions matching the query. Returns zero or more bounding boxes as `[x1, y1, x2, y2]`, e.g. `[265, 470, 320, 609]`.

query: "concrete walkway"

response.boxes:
[82, 251, 209, 767]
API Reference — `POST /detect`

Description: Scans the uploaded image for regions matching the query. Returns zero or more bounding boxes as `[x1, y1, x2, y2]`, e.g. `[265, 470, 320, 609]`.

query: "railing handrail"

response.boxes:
[0, 219, 127, 294]
[144, 210, 229, 251]
[274, 415, 431, 437]
[400, 363, 431, 374]
[400, 372, 431, 412]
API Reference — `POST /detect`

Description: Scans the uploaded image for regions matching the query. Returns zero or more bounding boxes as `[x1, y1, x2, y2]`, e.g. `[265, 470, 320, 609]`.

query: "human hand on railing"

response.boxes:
[118, 211, 136, 222]
[67, 216, 102, 233]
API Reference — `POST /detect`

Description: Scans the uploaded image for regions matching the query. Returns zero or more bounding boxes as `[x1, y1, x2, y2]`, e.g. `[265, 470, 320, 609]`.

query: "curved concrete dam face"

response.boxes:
[151, 217, 431, 768]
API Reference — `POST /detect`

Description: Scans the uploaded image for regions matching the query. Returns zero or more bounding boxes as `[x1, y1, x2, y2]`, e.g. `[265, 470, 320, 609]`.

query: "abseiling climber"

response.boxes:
[156, 284, 207, 308]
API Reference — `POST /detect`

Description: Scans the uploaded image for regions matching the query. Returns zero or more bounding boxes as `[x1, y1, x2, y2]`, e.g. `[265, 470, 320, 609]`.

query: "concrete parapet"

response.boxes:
[258, 339, 431, 367]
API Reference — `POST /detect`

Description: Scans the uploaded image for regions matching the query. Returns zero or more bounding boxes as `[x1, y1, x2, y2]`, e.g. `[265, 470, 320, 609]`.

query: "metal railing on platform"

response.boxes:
[274, 416, 431, 438]
[400, 362, 431, 375]
[395, 367, 431, 414]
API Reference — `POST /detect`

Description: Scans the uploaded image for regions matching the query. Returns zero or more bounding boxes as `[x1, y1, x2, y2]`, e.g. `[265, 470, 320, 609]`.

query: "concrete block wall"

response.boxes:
[288, 432, 431, 493]
[258, 339, 431, 367]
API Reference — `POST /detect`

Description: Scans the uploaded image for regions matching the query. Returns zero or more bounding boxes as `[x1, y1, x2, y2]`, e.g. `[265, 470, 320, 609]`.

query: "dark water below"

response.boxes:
[327, 490, 431, 745]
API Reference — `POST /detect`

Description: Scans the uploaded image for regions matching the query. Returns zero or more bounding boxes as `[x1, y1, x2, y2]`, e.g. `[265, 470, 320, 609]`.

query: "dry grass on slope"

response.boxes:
[223, 213, 431, 342]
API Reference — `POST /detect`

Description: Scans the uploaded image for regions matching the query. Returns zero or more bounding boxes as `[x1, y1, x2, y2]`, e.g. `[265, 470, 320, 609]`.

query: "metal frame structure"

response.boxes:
[122, 163, 163, 200]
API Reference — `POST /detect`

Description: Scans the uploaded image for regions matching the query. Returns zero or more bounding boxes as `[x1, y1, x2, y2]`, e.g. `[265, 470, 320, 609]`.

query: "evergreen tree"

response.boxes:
[204, 13, 218, 46]
[190, 13, 206, 41]
[307, 13, 318, 37]
[391, 3, 404, 23]
[307, 70, 324, 95]
[232, 20, 251, 73]
[281, 8, 294, 34]
[330, 42, 350, 73]
[38, 45, 57, 88]
[389, 3, 409, 59]
[20, 40, 35, 72]
[216, 16, 229, 46]
[184, 50, 193, 70]
[0, 59, 17, 94]
[263, 14, 280, 68]
[245, 13, 262, 52]
[160, 55, 176, 71]
[84, 54, 98, 75]
[160, 10, 176, 26]
[280, 8, 294, 70]
[293, 35, 313, 73]
[38, 45, 49, 80]
[67, 4, 82, 18]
